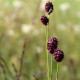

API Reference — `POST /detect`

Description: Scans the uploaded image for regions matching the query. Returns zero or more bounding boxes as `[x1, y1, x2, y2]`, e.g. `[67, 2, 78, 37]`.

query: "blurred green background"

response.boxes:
[0, 0, 80, 80]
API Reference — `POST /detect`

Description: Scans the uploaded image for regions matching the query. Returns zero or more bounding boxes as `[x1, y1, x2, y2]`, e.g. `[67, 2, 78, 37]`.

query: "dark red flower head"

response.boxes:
[54, 48, 64, 62]
[47, 37, 58, 54]
[45, 1, 53, 14]
[40, 15, 49, 25]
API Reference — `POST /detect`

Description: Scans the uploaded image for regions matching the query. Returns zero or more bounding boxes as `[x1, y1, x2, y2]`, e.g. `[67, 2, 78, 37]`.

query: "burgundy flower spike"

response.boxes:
[40, 15, 49, 26]
[54, 48, 64, 62]
[45, 1, 53, 14]
[47, 37, 58, 54]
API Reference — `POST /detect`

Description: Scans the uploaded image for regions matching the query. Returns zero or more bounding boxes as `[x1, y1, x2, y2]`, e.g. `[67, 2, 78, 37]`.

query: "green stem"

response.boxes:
[51, 55, 53, 80]
[47, 43, 49, 80]
[45, 15, 50, 80]
[45, 26, 49, 80]
[56, 63, 59, 80]
[47, 15, 50, 39]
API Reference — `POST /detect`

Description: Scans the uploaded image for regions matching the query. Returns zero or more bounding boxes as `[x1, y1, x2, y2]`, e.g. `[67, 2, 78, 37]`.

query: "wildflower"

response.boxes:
[73, 24, 80, 33]
[21, 24, 33, 34]
[59, 2, 70, 14]
[45, 1, 53, 14]
[47, 37, 58, 54]
[7, 29, 15, 36]
[36, 46, 43, 54]
[13, 1, 23, 9]
[40, 15, 49, 25]
[54, 48, 64, 62]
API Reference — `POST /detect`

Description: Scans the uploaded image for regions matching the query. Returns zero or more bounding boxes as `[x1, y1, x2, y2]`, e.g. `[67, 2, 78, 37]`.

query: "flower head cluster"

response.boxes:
[47, 37, 64, 62]
[40, 1, 53, 26]
[40, 15, 49, 25]
[45, 1, 53, 14]
[47, 37, 58, 54]
[40, 1, 64, 63]
[54, 48, 64, 62]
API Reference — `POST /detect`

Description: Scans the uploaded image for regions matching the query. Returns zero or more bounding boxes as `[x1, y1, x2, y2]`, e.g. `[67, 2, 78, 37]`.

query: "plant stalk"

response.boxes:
[17, 39, 27, 80]
[51, 55, 53, 80]
[56, 63, 59, 80]
[45, 15, 50, 80]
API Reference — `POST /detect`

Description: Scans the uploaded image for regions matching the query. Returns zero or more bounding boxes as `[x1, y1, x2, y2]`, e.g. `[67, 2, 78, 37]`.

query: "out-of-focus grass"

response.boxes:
[0, 0, 80, 80]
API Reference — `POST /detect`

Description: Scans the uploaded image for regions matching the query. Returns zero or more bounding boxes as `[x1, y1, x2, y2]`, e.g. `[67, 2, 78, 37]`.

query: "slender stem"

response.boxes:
[17, 39, 27, 80]
[51, 55, 53, 80]
[0, 57, 14, 79]
[47, 15, 50, 39]
[45, 26, 49, 80]
[56, 63, 59, 80]
[0, 63, 7, 80]
[47, 15, 50, 80]
[45, 15, 50, 80]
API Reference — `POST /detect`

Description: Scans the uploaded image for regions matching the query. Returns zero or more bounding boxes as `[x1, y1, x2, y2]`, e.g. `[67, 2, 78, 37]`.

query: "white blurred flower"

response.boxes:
[57, 24, 66, 31]
[13, 1, 23, 8]
[6, 29, 15, 36]
[76, 11, 80, 18]
[59, 2, 71, 14]
[21, 24, 33, 34]
[36, 46, 43, 54]
[40, 0, 48, 10]
[73, 24, 80, 33]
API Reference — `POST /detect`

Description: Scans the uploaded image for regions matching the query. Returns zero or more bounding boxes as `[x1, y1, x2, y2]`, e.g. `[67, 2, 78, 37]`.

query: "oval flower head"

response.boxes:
[40, 15, 49, 26]
[47, 37, 58, 54]
[45, 1, 53, 14]
[54, 48, 64, 62]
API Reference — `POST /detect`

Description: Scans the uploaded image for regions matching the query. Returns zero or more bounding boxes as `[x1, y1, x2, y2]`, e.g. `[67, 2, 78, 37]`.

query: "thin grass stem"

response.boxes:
[17, 39, 27, 80]
[50, 55, 53, 80]
[45, 14, 50, 80]
[56, 63, 59, 80]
